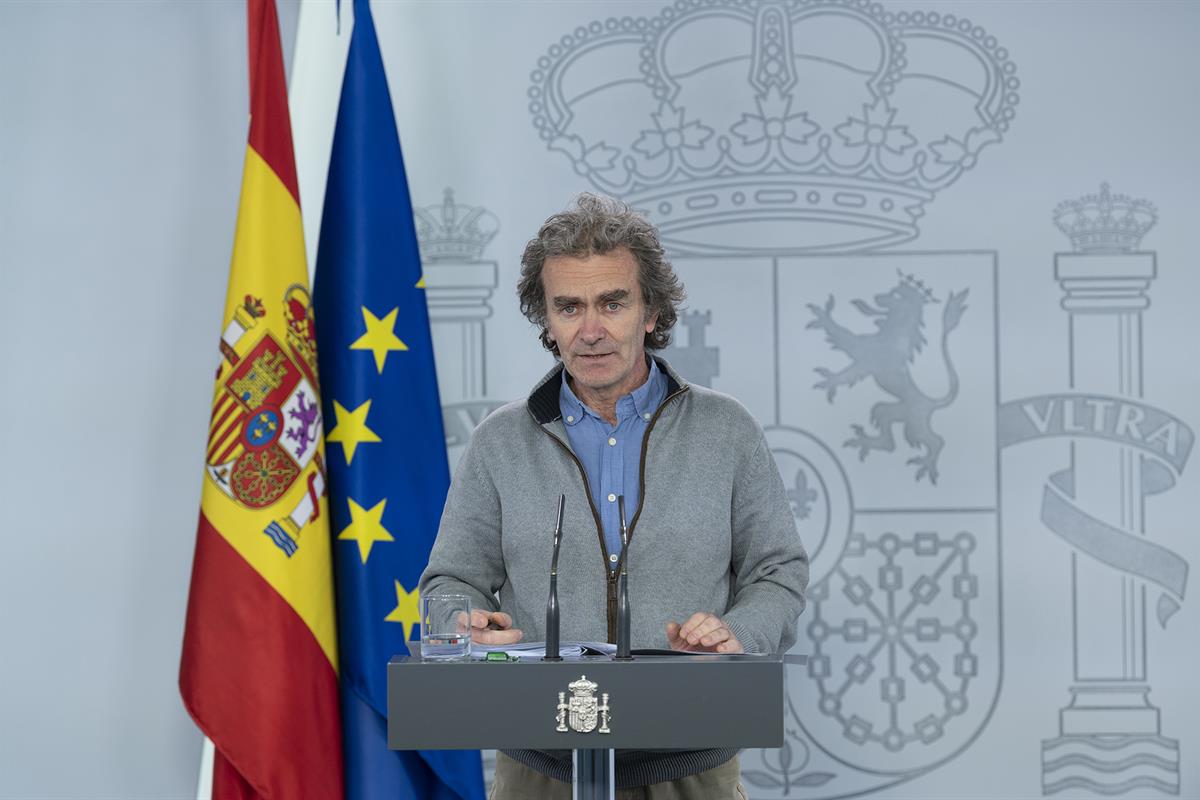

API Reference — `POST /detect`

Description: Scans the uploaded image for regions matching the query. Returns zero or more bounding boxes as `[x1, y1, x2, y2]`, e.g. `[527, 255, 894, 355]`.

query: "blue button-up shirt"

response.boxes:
[560, 359, 668, 569]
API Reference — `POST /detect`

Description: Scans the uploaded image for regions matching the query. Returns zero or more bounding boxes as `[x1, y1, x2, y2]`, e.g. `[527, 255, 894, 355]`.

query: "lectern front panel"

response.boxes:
[387, 654, 785, 750]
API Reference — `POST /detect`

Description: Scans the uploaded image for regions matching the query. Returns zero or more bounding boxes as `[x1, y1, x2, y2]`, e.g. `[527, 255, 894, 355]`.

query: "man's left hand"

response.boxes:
[666, 612, 744, 654]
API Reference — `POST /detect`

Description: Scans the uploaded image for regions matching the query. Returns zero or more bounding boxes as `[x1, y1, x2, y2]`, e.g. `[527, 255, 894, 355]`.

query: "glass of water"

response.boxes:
[420, 594, 472, 661]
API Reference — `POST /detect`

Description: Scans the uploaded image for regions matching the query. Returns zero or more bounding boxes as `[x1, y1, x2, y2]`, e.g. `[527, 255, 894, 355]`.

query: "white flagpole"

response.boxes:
[290, 0, 354, 283]
[194, 737, 214, 800]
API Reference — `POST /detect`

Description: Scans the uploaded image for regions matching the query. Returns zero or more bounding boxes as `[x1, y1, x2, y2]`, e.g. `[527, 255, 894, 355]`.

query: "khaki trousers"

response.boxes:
[490, 752, 747, 800]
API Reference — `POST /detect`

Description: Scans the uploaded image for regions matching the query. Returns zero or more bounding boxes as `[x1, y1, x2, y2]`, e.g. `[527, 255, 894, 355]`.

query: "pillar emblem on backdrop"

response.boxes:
[529, 1, 1013, 795]
[414, 189, 507, 472]
[997, 185, 1191, 795]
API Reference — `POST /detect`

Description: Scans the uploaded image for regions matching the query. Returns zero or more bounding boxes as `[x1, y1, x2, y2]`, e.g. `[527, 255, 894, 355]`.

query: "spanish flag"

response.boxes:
[180, 1, 343, 797]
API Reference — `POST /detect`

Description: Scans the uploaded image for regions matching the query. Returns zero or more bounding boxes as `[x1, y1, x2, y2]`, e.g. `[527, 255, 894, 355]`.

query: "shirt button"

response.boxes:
[643, 412, 651, 420]
[609, 554, 618, 563]
[607, 493, 616, 502]
[566, 415, 574, 423]
[608, 437, 617, 446]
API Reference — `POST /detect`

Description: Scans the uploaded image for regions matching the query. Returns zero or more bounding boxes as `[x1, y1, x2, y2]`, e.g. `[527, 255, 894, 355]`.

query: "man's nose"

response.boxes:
[579, 309, 606, 343]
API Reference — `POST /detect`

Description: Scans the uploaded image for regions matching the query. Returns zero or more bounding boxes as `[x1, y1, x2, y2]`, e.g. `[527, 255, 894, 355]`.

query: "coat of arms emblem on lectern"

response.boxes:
[556, 675, 612, 734]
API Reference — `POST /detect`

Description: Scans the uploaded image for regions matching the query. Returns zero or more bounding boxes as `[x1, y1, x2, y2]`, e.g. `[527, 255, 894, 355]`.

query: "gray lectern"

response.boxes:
[387, 652, 787, 799]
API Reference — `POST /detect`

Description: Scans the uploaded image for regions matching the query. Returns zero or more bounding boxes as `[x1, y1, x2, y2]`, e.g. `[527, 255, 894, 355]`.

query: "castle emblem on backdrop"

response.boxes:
[528, 0, 1018, 253]
[526, 2, 1016, 797]
[205, 286, 326, 556]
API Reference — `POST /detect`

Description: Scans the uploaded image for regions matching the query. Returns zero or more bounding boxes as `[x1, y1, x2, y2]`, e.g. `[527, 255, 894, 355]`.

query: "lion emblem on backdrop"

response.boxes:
[807, 273, 969, 484]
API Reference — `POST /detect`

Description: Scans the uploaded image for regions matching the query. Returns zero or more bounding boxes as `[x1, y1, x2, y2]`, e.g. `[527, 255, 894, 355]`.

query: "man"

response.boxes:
[420, 193, 808, 798]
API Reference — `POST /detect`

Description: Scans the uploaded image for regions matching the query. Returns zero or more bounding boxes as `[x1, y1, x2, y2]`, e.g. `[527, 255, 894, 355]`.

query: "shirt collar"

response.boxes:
[559, 357, 666, 426]
[630, 357, 666, 419]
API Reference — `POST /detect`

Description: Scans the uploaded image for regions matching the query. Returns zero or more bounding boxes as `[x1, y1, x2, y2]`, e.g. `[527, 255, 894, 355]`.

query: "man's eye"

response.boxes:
[561, 305, 576, 315]
[606, 302, 621, 311]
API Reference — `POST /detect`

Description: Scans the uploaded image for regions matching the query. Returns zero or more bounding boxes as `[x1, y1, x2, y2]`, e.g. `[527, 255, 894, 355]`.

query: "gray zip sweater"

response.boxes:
[420, 358, 809, 787]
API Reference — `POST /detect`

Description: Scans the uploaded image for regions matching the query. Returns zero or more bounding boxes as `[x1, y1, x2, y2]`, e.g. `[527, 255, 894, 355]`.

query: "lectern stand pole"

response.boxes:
[572, 748, 614, 800]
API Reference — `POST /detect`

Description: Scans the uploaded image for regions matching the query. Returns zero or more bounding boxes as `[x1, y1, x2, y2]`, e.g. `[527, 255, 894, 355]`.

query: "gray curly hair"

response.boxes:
[518, 193, 685, 356]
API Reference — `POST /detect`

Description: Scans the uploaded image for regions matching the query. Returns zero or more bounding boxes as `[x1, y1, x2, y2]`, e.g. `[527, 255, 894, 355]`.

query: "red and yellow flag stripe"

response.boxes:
[180, 2, 342, 798]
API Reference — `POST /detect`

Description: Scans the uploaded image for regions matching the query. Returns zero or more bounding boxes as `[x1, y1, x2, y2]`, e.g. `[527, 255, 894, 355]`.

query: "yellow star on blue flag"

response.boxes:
[350, 306, 408, 373]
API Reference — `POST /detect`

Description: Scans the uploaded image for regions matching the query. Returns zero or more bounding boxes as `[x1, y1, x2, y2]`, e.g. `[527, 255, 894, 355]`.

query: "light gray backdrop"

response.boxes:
[1, 1, 1197, 799]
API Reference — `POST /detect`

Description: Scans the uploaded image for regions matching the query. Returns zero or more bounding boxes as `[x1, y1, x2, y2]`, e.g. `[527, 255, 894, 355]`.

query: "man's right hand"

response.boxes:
[469, 609, 523, 645]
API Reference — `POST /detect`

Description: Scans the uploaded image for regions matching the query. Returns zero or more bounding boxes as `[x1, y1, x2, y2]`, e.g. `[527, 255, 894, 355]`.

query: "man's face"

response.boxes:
[542, 248, 657, 404]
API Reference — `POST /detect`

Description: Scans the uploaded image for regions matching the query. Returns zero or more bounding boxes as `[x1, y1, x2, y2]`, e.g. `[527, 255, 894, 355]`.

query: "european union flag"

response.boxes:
[313, 1, 486, 798]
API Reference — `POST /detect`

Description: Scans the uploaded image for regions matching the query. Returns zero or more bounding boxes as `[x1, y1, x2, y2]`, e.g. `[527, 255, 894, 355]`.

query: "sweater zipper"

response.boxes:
[539, 430, 609, 568]
[536, 384, 690, 641]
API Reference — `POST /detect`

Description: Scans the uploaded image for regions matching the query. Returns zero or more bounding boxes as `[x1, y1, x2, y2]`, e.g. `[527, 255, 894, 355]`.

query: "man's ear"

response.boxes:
[644, 310, 659, 334]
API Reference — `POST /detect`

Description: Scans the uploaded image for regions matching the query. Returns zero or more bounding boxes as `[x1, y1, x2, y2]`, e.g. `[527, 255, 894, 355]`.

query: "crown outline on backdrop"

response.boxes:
[1053, 183, 1157, 254]
[529, 0, 1020, 254]
[414, 188, 500, 263]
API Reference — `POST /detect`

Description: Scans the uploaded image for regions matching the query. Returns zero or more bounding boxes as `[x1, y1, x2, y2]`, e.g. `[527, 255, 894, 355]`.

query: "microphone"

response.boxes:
[543, 494, 566, 662]
[615, 495, 632, 660]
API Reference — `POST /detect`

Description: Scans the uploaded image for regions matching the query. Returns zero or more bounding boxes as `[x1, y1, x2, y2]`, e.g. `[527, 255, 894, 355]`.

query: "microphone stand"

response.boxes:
[543, 494, 566, 661]
[615, 495, 632, 660]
